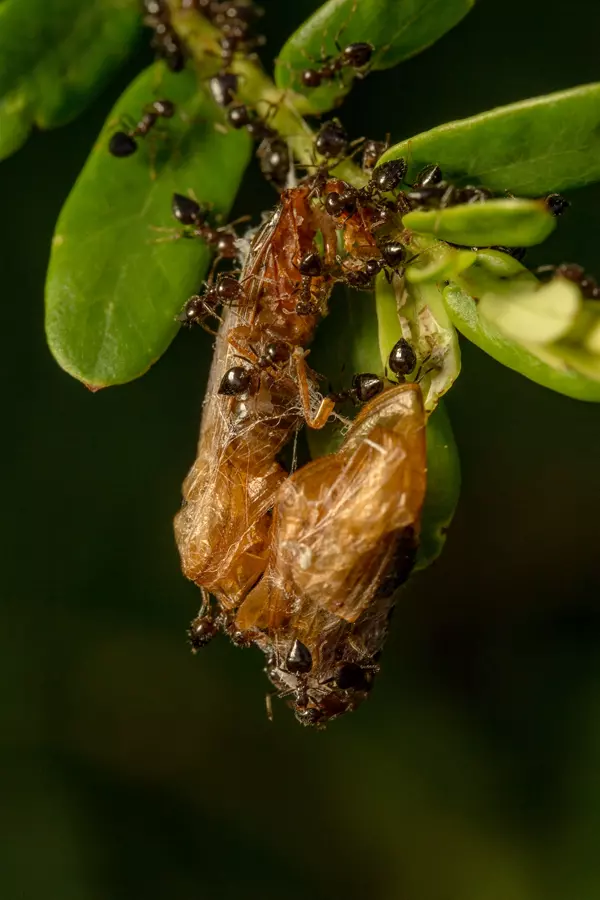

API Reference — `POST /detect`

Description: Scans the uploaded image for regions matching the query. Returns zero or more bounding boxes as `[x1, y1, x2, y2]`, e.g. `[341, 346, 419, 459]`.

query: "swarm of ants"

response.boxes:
[109, 0, 592, 727]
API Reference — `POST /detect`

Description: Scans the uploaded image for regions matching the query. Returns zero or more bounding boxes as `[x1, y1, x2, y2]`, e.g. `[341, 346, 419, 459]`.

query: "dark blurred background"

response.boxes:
[2, 1, 600, 898]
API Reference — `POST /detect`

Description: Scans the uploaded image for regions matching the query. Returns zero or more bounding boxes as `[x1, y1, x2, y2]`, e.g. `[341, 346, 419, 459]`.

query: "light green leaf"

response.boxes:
[376, 273, 461, 412]
[45, 63, 252, 388]
[479, 279, 582, 345]
[378, 83, 600, 194]
[403, 199, 556, 248]
[443, 283, 600, 401]
[0, 0, 141, 161]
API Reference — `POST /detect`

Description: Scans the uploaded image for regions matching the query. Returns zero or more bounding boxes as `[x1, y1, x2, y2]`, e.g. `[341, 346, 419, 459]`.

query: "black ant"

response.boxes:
[361, 138, 389, 172]
[257, 135, 291, 188]
[185, 0, 265, 68]
[209, 71, 239, 107]
[188, 611, 218, 650]
[407, 165, 494, 209]
[545, 193, 570, 217]
[301, 41, 374, 88]
[329, 372, 385, 405]
[341, 242, 416, 288]
[168, 193, 243, 259]
[342, 258, 383, 290]
[187, 587, 219, 651]
[294, 251, 329, 315]
[178, 274, 243, 332]
[323, 158, 408, 222]
[217, 341, 292, 396]
[225, 98, 291, 189]
[315, 120, 350, 159]
[388, 338, 417, 381]
[108, 99, 175, 157]
[143, 0, 185, 72]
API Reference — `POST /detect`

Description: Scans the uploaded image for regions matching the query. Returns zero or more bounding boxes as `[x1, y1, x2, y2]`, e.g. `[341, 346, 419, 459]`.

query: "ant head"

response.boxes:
[341, 42, 373, 69]
[172, 193, 206, 226]
[109, 131, 137, 158]
[298, 251, 323, 277]
[315, 120, 349, 159]
[372, 158, 407, 193]
[388, 338, 417, 378]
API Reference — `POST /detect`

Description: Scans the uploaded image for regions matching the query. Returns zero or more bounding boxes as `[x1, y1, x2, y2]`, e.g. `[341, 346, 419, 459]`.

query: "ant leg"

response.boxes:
[148, 226, 189, 244]
[223, 214, 252, 230]
[333, 0, 358, 53]
[265, 691, 275, 722]
[292, 347, 336, 429]
[227, 333, 261, 366]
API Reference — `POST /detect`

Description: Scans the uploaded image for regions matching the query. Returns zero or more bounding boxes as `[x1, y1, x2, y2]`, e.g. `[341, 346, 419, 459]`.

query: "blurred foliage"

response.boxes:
[0, 0, 141, 161]
[2, 1, 600, 899]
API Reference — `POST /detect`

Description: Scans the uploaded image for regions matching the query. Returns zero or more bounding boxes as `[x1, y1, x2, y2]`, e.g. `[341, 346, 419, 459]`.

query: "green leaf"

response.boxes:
[415, 401, 460, 571]
[378, 83, 600, 194]
[403, 199, 556, 248]
[0, 0, 141, 162]
[478, 279, 582, 345]
[443, 283, 600, 401]
[376, 271, 461, 412]
[45, 63, 252, 388]
[275, 0, 476, 115]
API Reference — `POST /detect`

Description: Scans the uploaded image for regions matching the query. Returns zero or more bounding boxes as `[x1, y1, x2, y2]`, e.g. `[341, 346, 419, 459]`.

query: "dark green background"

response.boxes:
[2, 2, 600, 898]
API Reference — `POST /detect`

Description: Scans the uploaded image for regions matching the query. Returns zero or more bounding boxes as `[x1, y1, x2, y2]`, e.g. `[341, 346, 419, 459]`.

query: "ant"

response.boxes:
[143, 0, 185, 72]
[209, 72, 239, 107]
[545, 193, 570, 217]
[294, 251, 330, 315]
[301, 41, 374, 88]
[315, 120, 350, 160]
[537, 263, 600, 300]
[185, 0, 265, 68]
[178, 274, 243, 332]
[341, 241, 416, 288]
[323, 158, 408, 221]
[328, 339, 418, 407]
[168, 193, 243, 258]
[225, 101, 291, 188]
[407, 164, 493, 209]
[108, 99, 175, 158]
[187, 588, 219, 651]
[258, 135, 291, 188]
[227, 103, 277, 141]
[217, 341, 292, 396]
[387, 338, 417, 381]
[362, 138, 389, 172]
[329, 373, 385, 405]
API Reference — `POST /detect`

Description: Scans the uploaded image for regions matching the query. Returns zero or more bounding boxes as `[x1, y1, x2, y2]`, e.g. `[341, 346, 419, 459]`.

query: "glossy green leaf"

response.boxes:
[376, 272, 461, 412]
[443, 284, 600, 401]
[45, 63, 252, 388]
[404, 199, 556, 248]
[415, 401, 460, 571]
[275, 0, 476, 115]
[479, 279, 582, 345]
[0, 0, 141, 162]
[378, 83, 600, 194]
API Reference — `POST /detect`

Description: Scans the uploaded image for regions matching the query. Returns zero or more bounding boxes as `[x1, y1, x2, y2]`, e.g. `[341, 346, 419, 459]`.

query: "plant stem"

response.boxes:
[167, 1, 367, 186]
